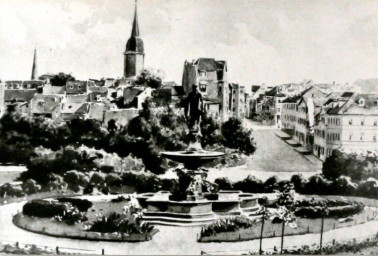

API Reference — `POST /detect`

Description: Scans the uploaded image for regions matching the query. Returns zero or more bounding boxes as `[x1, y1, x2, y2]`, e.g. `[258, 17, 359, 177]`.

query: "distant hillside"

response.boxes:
[353, 79, 378, 92]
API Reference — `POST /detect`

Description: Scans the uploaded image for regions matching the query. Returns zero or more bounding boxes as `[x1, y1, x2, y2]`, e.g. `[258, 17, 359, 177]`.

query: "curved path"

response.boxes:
[1, 201, 377, 255]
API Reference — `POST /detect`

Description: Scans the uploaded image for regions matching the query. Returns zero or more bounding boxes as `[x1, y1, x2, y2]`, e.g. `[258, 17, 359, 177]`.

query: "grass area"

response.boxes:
[199, 207, 376, 242]
[13, 198, 157, 242]
[85, 200, 127, 221]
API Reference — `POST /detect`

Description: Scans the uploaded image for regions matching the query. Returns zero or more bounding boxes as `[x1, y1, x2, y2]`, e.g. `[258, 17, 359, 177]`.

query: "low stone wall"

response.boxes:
[13, 213, 158, 242]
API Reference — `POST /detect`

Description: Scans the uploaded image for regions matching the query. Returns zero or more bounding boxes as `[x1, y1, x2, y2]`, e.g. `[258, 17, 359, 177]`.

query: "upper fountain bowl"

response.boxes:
[161, 149, 225, 170]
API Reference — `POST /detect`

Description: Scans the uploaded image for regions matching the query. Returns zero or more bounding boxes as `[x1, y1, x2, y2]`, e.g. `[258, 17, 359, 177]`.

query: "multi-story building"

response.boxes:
[229, 83, 250, 119]
[0, 80, 42, 117]
[182, 58, 229, 120]
[281, 86, 328, 133]
[314, 93, 378, 160]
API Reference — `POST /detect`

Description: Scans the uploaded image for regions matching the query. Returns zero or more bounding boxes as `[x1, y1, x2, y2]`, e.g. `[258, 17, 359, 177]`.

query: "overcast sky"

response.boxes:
[0, 0, 377, 86]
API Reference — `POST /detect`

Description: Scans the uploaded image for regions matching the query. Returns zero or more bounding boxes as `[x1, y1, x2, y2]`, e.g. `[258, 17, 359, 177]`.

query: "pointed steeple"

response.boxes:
[31, 49, 38, 80]
[131, 0, 140, 37]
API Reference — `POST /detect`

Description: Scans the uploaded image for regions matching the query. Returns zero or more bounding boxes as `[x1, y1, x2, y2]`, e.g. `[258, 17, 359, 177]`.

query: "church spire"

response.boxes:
[31, 49, 38, 80]
[131, 0, 140, 37]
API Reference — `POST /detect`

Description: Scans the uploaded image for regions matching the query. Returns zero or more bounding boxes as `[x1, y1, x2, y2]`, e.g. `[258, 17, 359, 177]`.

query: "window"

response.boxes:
[199, 83, 206, 92]
[373, 135, 376, 142]
[359, 98, 365, 107]
[360, 133, 364, 141]
[374, 120, 377, 126]
[349, 119, 353, 125]
[199, 71, 206, 77]
[361, 119, 365, 126]
[349, 134, 352, 140]
[69, 85, 74, 89]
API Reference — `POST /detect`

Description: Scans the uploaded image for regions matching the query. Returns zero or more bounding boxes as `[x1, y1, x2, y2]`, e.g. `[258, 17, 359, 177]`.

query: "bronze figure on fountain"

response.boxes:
[183, 85, 204, 150]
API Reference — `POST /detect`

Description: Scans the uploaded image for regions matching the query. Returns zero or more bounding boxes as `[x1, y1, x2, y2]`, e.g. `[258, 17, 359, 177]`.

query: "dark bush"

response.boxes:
[57, 197, 93, 212]
[23, 200, 69, 218]
[221, 118, 256, 155]
[295, 204, 364, 219]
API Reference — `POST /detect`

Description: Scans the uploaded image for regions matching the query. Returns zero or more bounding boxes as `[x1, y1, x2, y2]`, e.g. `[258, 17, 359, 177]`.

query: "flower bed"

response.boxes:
[13, 213, 158, 242]
[198, 206, 376, 242]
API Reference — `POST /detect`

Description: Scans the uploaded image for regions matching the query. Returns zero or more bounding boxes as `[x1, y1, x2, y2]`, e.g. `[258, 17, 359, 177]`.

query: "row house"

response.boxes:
[281, 86, 328, 134]
[313, 93, 378, 160]
[0, 80, 43, 117]
[182, 58, 229, 120]
[229, 83, 250, 119]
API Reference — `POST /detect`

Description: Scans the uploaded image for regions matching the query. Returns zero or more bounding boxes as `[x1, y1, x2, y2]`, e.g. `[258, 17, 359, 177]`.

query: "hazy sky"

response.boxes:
[0, 0, 377, 86]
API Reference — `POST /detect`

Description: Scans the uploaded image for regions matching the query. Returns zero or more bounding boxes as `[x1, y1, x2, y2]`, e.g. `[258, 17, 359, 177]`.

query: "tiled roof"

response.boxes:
[4, 89, 37, 102]
[31, 95, 62, 114]
[61, 102, 88, 114]
[196, 58, 217, 71]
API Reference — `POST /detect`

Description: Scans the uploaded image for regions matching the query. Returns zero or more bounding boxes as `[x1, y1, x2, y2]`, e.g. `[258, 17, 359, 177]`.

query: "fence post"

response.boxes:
[333, 223, 336, 229]
[307, 226, 310, 233]
[56, 246, 59, 255]
[16, 242, 19, 248]
[102, 248, 105, 255]
[332, 239, 335, 245]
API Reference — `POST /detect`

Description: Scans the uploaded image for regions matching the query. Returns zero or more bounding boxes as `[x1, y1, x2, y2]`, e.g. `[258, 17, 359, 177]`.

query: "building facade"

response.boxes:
[182, 58, 229, 120]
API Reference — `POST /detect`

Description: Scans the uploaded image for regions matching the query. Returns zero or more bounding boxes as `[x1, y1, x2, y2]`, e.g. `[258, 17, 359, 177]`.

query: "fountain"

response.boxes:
[137, 85, 260, 226]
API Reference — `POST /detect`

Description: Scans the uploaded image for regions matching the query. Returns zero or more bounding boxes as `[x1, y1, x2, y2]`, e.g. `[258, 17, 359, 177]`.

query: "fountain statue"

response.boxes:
[136, 84, 261, 226]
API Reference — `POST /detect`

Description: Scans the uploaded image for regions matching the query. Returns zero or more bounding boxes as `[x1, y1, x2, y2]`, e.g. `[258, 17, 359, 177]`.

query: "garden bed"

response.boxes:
[198, 207, 376, 242]
[13, 213, 158, 242]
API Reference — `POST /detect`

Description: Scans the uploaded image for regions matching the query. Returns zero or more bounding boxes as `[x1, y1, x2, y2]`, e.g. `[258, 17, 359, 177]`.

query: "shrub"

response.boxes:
[23, 200, 69, 218]
[221, 118, 256, 155]
[323, 150, 378, 181]
[200, 217, 256, 238]
[54, 207, 88, 225]
[57, 197, 93, 212]
[294, 204, 364, 218]
[214, 177, 234, 190]
[89, 212, 154, 234]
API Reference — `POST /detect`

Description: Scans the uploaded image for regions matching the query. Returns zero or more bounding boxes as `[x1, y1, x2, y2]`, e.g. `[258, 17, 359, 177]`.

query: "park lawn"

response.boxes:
[85, 200, 129, 221]
[199, 207, 376, 242]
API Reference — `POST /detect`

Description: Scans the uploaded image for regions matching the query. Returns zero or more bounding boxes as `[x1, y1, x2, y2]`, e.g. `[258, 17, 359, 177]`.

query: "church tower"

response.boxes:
[124, 0, 144, 78]
[31, 49, 38, 80]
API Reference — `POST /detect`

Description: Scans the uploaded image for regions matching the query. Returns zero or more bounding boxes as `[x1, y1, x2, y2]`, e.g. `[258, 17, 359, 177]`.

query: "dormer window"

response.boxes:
[199, 71, 206, 78]
[359, 98, 365, 107]
[69, 85, 74, 89]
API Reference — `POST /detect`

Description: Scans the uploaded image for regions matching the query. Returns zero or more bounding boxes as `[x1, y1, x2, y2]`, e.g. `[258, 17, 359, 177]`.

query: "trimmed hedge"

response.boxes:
[295, 204, 364, 219]
[57, 197, 92, 212]
[23, 200, 69, 218]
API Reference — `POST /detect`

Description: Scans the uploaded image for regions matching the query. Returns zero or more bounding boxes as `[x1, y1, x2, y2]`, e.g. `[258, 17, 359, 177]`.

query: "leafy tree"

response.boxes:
[275, 183, 296, 254]
[39, 73, 75, 86]
[221, 118, 256, 155]
[214, 177, 234, 190]
[135, 69, 163, 89]
[258, 206, 271, 254]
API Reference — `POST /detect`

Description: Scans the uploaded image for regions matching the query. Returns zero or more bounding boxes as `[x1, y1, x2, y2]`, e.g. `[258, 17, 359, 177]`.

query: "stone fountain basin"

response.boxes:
[137, 191, 260, 219]
[161, 150, 225, 167]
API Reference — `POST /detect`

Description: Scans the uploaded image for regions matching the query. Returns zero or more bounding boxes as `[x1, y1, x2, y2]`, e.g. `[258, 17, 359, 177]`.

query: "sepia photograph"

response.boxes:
[0, 0, 377, 255]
